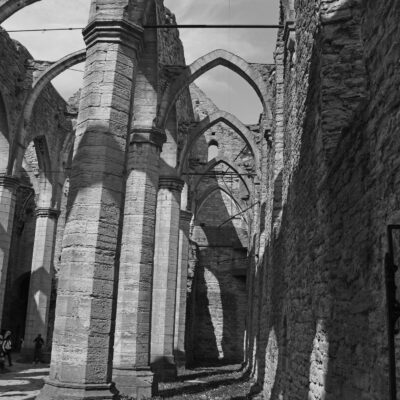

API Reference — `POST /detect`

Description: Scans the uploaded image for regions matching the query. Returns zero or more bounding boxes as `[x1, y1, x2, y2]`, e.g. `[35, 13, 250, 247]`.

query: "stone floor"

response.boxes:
[0, 362, 259, 399]
[156, 364, 259, 399]
[0, 361, 49, 399]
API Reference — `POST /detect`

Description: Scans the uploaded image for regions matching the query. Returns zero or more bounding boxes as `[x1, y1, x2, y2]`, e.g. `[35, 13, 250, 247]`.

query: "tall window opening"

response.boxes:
[208, 140, 219, 161]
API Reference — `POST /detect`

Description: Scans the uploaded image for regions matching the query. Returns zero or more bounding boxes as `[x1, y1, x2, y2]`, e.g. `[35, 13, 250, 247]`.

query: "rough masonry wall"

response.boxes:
[192, 246, 247, 364]
[250, 1, 400, 399]
[0, 28, 73, 338]
[156, 0, 194, 154]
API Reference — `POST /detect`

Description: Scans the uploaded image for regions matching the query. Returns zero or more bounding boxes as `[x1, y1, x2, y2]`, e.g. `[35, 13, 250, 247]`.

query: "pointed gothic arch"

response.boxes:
[22, 49, 86, 147]
[178, 110, 259, 175]
[157, 49, 271, 129]
[194, 184, 248, 226]
[11, 49, 86, 175]
[0, 0, 41, 24]
[191, 157, 251, 196]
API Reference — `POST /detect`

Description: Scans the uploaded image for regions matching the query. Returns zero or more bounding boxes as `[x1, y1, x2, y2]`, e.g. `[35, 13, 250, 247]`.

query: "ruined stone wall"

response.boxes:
[0, 29, 31, 155]
[156, 0, 194, 155]
[0, 28, 73, 335]
[249, 0, 400, 399]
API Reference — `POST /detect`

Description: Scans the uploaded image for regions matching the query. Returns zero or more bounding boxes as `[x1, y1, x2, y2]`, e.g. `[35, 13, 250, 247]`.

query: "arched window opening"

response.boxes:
[0, 93, 10, 172]
[195, 66, 263, 124]
[51, 62, 84, 102]
[208, 140, 219, 161]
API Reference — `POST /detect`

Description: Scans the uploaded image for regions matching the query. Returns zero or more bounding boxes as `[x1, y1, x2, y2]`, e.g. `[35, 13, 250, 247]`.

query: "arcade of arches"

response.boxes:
[0, 0, 399, 399]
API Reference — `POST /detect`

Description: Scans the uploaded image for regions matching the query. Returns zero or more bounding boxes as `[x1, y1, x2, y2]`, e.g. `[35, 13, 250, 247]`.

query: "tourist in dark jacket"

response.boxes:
[33, 334, 44, 364]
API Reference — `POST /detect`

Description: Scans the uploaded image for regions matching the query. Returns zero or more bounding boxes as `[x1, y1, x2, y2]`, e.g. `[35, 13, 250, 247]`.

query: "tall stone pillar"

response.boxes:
[173, 209, 192, 370]
[151, 176, 184, 381]
[37, 5, 143, 399]
[0, 174, 18, 325]
[24, 207, 59, 352]
[112, 128, 165, 399]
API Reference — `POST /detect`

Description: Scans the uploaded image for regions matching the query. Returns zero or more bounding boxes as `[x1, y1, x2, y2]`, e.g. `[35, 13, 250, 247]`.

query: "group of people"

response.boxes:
[0, 331, 45, 371]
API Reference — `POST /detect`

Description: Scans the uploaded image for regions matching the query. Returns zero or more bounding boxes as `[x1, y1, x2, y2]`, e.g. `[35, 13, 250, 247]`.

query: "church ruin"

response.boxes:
[0, 0, 399, 399]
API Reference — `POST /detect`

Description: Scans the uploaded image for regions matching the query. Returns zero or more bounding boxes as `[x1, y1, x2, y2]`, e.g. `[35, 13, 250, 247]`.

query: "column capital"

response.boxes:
[159, 176, 184, 192]
[180, 210, 193, 222]
[131, 127, 167, 149]
[0, 174, 19, 190]
[83, 18, 144, 52]
[35, 207, 60, 220]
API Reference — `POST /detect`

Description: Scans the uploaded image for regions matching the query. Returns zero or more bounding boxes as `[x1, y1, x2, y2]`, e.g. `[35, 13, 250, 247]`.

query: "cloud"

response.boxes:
[1, 0, 279, 122]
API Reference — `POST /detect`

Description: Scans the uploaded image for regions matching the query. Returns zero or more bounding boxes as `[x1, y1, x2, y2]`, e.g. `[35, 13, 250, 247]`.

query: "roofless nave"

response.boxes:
[0, 0, 399, 399]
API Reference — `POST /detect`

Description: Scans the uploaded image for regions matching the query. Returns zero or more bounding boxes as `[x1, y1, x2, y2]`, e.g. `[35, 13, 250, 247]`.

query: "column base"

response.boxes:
[36, 379, 117, 400]
[174, 351, 186, 373]
[113, 367, 154, 400]
[151, 357, 177, 382]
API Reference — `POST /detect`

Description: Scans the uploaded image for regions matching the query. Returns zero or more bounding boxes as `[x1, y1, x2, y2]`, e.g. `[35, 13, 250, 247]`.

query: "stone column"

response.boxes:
[37, 7, 143, 400]
[112, 128, 165, 399]
[151, 176, 184, 381]
[173, 209, 192, 370]
[0, 174, 18, 325]
[23, 207, 60, 352]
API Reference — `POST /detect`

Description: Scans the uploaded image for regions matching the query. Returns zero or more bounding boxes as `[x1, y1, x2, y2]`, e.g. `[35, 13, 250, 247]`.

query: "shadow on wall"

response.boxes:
[2, 188, 36, 343]
[0, 92, 10, 172]
[187, 184, 249, 367]
[2, 271, 30, 349]
[249, 0, 399, 398]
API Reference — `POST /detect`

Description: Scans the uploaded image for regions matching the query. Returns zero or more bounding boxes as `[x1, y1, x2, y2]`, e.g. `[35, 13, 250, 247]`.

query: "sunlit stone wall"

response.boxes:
[248, 0, 400, 399]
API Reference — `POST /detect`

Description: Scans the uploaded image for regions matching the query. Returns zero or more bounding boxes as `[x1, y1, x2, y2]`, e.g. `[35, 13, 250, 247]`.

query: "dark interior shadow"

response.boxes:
[2, 185, 36, 340]
[187, 184, 249, 368]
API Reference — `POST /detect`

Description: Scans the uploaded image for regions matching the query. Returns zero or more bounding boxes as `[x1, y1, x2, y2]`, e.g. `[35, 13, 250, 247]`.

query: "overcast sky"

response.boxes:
[2, 0, 279, 124]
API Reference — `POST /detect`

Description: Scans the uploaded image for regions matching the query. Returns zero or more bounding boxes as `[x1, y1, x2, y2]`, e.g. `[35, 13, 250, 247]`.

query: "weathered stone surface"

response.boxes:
[113, 136, 161, 398]
[246, 1, 400, 400]
[174, 209, 192, 369]
[151, 176, 184, 381]
[38, 4, 143, 398]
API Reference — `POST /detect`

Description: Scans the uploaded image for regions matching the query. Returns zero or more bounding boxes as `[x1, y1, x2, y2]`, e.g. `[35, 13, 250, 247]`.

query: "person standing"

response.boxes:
[2, 331, 12, 367]
[33, 334, 44, 365]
